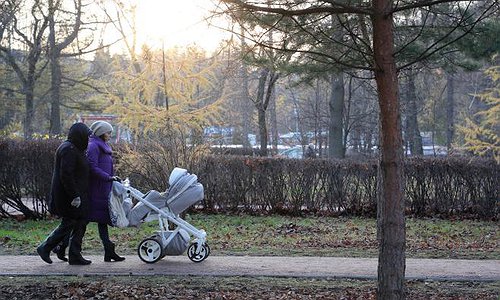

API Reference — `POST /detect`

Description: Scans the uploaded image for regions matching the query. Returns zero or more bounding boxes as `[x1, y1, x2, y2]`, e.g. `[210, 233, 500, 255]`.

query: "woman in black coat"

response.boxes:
[37, 123, 93, 265]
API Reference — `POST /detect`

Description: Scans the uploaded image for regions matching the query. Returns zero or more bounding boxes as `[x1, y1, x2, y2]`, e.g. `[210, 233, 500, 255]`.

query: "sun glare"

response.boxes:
[133, 0, 228, 52]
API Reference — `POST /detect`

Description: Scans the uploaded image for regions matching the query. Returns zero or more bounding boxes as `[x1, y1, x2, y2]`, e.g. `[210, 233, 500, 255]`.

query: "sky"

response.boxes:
[108, 0, 230, 53]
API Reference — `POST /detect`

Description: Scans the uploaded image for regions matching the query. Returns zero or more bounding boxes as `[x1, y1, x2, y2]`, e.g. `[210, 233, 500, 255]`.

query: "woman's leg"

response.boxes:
[97, 223, 111, 246]
[37, 217, 76, 264]
[68, 219, 91, 265]
[98, 223, 125, 262]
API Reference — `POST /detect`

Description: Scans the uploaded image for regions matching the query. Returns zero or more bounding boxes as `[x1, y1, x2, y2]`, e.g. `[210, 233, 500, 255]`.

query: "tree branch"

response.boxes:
[397, 1, 497, 70]
[393, 0, 479, 13]
[221, 0, 372, 16]
[55, 0, 82, 52]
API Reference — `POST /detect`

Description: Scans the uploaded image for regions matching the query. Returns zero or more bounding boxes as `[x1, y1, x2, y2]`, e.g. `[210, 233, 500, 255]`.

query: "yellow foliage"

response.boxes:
[106, 46, 225, 137]
[0, 121, 22, 138]
[460, 65, 500, 162]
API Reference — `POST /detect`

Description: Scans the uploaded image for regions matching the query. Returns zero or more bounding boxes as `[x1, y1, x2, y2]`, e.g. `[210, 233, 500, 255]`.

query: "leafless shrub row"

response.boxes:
[1, 139, 497, 220]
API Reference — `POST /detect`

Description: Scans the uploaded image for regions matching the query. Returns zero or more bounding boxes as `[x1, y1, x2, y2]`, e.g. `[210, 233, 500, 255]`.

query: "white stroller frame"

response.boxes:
[124, 183, 209, 264]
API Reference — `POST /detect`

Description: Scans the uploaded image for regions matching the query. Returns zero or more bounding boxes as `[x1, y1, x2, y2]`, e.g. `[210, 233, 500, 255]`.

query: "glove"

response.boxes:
[71, 197, 81, 208]
[111, 176, 122, 182]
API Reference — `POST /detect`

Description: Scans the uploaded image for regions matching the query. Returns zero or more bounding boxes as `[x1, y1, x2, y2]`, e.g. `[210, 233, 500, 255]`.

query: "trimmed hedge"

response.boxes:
[0, 139, 498, 220]
[192, 156, 498, 219]
[0, 139, 59, 218]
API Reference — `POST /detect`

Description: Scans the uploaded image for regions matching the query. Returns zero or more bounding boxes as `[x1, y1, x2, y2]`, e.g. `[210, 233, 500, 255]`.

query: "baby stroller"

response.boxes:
[109, 168, 209, 264]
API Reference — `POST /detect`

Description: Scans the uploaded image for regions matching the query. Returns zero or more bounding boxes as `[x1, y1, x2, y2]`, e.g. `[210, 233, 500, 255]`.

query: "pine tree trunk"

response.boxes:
[328, 72, 345, 158]
[372, 0, 406, 298]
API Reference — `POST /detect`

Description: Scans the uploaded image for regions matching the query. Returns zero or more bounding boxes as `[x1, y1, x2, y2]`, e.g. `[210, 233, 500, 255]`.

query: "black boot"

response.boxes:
[68, 255, 92, 265]
[36, 245, 52, 264]
[104, 242, 125, 262]
[37, 218, 76, 264]
[52, 244, 68, 262]
[67, 218, 90, 265]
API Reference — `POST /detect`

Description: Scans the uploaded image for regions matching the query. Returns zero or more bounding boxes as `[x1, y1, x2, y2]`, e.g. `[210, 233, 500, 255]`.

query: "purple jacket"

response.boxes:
[86, 135, 114, 224]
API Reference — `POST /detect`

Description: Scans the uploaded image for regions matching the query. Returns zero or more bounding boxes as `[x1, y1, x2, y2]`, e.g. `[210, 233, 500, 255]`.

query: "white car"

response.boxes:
[279, 146, 303, 159]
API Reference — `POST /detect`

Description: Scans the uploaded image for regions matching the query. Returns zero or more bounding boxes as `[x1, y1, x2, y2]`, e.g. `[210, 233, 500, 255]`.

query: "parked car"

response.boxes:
[279, 146, 303, 159]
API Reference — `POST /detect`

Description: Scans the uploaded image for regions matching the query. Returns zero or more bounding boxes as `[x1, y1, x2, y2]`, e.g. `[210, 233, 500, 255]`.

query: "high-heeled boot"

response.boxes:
[104, 242, 125, 262]
[52, 244, 68, 262]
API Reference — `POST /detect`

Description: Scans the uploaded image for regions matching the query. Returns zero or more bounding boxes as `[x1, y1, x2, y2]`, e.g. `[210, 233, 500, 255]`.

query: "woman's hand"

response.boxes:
[71, 197, 81, 208]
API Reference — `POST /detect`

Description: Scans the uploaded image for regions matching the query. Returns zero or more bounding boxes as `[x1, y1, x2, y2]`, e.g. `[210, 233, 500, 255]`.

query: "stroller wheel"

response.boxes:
[187, 242, 210, 263]
[137, 238, 163, 263]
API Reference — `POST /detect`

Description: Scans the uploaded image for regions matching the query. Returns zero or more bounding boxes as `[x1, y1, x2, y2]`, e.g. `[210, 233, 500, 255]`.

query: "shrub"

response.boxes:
[0, 138, 58, 219]
[194, 156, 497, 219]
[0, 139, 498, 220]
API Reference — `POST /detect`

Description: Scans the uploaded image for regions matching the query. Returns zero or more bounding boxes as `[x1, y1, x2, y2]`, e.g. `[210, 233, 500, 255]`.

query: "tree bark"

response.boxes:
[269, 85, 278, 154]
[446, 71, 455, 150]
[406, 69, 423, 156]
[23, 57, 38, 139]
[255, 67, 278, 156]
[48, 16, 61, 135]
[256, 68, 269, 156]
[328, 72, 345, 158]
[48, 0, 82, 135]
[372, 0, 406, 299]
[23, 85, 35, 139]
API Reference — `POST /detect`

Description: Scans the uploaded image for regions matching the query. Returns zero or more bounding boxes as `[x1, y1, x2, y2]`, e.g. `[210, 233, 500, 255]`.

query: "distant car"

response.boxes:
[423, 145, 447, 156]
[405, 145, 448, 156]
[279, 146, 303, 159]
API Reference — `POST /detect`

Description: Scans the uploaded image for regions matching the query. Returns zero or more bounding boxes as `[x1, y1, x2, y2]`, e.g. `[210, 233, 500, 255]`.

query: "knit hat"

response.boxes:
[90, 121, 113, 137]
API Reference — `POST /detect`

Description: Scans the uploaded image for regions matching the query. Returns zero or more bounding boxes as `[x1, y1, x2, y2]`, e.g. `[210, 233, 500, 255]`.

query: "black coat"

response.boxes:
[49, 123, 91, 219]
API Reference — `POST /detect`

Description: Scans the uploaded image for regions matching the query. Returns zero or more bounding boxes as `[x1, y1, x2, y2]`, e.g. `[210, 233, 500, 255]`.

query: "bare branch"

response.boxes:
[60, 38, 122, 57]
[393, 0, 481, 13]
[0, 47, 27, 85]
[61, 76, 107, 94]
[393, 9, 431, 58]
[221, 0, 372, 15]
[54, 0, 82, 52]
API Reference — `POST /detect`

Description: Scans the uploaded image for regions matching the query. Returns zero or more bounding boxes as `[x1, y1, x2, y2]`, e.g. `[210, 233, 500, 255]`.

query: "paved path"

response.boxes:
[1, 256, 499, 281]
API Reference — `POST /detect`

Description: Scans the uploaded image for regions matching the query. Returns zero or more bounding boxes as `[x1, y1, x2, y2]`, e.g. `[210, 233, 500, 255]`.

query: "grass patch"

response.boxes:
[0, 214, 498, 259]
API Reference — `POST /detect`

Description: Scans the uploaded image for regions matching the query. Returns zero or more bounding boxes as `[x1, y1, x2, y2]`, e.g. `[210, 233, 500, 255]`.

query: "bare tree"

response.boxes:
[47, 0, 82, 135]
[254, 66, 279, 156]
[0, 0, 19, 42]
[47, 0, 113, 134]
[0, 0, 49, 138]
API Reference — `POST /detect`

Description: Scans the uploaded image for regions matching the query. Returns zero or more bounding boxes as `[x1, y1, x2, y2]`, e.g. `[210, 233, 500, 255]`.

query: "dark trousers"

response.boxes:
[59, 222, 111, 250]
[97, 223, 112, 246]
[40, 217, 88, 260]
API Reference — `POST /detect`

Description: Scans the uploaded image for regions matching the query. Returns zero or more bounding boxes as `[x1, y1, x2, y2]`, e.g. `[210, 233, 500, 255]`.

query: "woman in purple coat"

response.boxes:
[86, 121, 125, 262]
